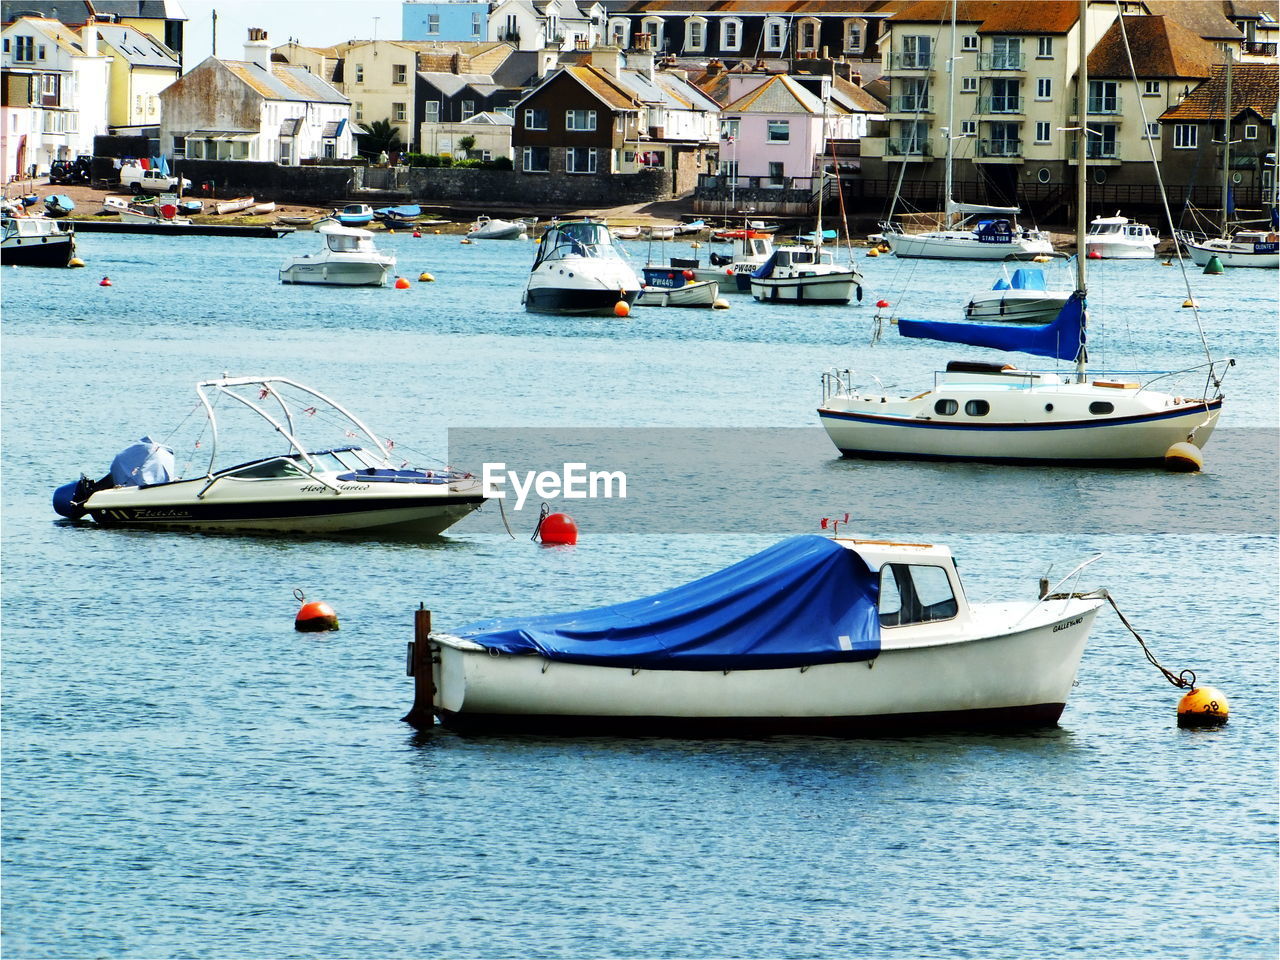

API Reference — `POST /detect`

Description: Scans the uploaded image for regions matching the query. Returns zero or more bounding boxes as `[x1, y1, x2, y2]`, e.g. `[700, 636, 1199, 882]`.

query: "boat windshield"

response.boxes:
[1089, 221, 1122, 235]
[536, 221, 620, 264]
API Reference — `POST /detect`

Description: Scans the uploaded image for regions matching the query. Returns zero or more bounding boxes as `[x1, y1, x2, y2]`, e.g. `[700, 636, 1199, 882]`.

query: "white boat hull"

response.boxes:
[467, 219, 526, 240]
[887, 231, 1053, 261]
[964, 291, 1072, 323]
[636, 278, 720, 307]
[1185, 240, 1279, 269]
[430, 599, 1103, 734]
[279, 256, 395, 286]
[751, 270, 862, 304]
[1084, 239, 1156, 259]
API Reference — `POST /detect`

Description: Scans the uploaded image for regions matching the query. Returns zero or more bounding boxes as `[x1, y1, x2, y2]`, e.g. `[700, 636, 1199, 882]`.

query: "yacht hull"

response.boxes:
[750, 272, 861, 304]
[525, 286, 640, 315]
[887, 233, 1053, 261]
[1185, 242, 1279, 269]
[0, 232, 76, 266]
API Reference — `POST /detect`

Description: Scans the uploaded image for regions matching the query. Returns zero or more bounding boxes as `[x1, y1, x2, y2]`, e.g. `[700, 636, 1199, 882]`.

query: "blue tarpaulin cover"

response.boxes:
[110, 436, 175, 487]
[456, 535, 881, 669]
[1009, 268, 1046, 290]
[898, 291, 1086, 362]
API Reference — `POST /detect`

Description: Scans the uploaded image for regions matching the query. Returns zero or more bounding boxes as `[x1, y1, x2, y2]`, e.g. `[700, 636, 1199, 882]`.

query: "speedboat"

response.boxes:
[279, 223, 395, 286]
[408, 534, 1106, 735]
[1084, 213, 1157, 259]
[523, 218, 641, 315]
[635, 265, 720, 307]
[749, 243, 864, 305]
[52, 376, 487, 536]
[964, 266, 1071, 324]
[466, 215, 527, 240]
[1, 215, 76, 267]
[1176, 229, 1279, 269]
[335, 203, 374, 227]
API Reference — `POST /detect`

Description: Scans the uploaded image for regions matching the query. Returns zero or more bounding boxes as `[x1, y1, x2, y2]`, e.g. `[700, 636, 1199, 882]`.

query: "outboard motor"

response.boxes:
[52, 475, 98, 519]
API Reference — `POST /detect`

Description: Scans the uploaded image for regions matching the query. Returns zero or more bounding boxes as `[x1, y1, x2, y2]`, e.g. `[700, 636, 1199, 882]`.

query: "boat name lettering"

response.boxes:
[482, 462, 627, 511]
[1053, 616, 1084, 632]
[300, 483, 371, 493]
[130, 508, 194, 519]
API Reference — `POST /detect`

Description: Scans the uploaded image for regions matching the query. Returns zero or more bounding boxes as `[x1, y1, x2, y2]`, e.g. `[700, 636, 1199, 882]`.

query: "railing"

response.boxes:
[886, 136, 932, 157]
[888, 51, 933, 70]
[1069, 140, 1120, 159]
[1071, 96, 1124, 116]
[975, 96, 1024, 115]
[887, 95, 932, 113]
[976, 138, 1022, 158]
[1243, 40, 1277, 56]
[977, 52, 1025, 71]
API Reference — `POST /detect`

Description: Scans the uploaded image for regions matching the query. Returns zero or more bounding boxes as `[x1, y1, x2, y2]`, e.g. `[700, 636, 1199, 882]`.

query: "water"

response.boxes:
[3, 231, 1277, 958]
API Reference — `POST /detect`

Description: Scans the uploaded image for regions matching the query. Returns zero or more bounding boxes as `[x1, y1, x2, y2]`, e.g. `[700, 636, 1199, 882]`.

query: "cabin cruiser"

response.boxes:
[749, 244, 863, 304]
[53, 376, 487, 536]
[1176, 229, 1279, 269]
[964, 266, 1072, 324]
[523, 219, 641, 315]
[690, 231, 774, 293]
[1084, 213, 1157, 259]
[279, 223, 396, 286]
[1, 215, 76, 266]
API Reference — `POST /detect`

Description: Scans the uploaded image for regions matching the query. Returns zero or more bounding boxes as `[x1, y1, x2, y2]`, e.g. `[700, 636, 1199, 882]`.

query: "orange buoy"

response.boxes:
[394, 276, 411, 289]
[537, 512, 578, 545]
[413, 230, 421, 237]
[99, 276, 112, 287]
[293, 589, 339, 632]
[876, 299, 889, 308]
[1087, 250, 1102, 259]
[614, 300, 631, 318]
[1177, 686, 1229, 727]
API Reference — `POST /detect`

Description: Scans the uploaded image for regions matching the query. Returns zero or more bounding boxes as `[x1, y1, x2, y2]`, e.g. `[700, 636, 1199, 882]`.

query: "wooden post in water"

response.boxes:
[402, 604, 436, 728]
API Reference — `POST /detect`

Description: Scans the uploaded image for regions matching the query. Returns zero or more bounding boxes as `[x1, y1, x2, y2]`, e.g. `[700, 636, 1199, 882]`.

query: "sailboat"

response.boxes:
[878, 1, 1053, 262]
[817, 0, 1233, 467]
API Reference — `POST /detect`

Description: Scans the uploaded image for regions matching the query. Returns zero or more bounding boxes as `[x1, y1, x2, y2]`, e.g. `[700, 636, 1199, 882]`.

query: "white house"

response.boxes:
[1, 17, 109, 178]
[488, 1, 606, 53]
[159, 29, 354, 164]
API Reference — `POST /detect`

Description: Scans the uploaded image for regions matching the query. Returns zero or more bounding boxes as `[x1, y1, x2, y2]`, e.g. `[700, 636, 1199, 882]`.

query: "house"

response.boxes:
[412, 40, 531, 150]
[160, 29, 354, 164]
[1, 17, 109, 178]
[0, 1, 186, 66]
[403, 2, 490, 42]
[95, 22, 181, 135]
[1225, 1, 1280, 60]
[329, 40, 423, 149]
[716, 73, 828, 185]
[488, 1, 607, 52]
[421, 109, 516, 159]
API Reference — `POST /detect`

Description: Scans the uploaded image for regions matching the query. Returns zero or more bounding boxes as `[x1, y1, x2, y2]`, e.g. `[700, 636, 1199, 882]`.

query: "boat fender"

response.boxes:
[1178, 686, 1229, 727]
[294, 589, 339, 632]
[1163, 441, 1203, 472]
[856, 286, 863, 302]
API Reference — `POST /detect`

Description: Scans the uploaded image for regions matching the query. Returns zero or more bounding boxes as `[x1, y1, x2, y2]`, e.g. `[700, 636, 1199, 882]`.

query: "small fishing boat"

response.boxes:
[675, 219, 705, 235]
[1176, 229, 1279, 269]
[1, 215, 76, 267]
[215, 196, 255, 215]
[53, 376, 487, 536]
[374, 204, 422, 227]
[279, 223, 395, 286]
[277, 215, 316, 227]
[177, 199, 203, 215]
[334, 203, 374, 227]
[1084, 213, 1157, 259]
[248, 201, 276, 216]
[750, 244, 864, 304]
[523, 218, 641, 315]
[647, 225, 676, 241]
[466, 215, 527, 240]
[611, 225, 642, 240]
[410, 534, 1106, 735]
[43, 194, 75, 217]
[964, 266, 1072, 324]
[690, 231, 775, 294]
[635, 266, 720, 307]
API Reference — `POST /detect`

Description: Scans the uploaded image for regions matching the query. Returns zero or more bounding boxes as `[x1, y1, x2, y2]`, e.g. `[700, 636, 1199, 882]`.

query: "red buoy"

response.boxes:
[876, 298, 889, 308]
[294, 589, 339, 632]
[413, 230, 421, 237]
[1087, 250, 1102, 259]
[682, 269, 695, 280]
[99, 276, 112, 287]
[537, 512, 578, 545]
[394, 276, 411, 289]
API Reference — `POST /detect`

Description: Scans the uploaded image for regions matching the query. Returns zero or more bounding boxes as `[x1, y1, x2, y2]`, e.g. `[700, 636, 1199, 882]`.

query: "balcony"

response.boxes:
[886, 136, 933, 157]
[977, 52, 1025, 71]
[975, 96, 1023, 115]
[1243, 40, 1277, 56]
[887, 95, 933, 114]
[1069, 140, 1120, 160]
[888, 51, 933, 71]
[976, 138, 1022, 158]
[1071, 97, 1124, 116]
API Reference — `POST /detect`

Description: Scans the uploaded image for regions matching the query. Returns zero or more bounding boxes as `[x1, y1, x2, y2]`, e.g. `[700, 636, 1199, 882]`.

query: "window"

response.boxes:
[1089, 401, 1114, 415]
[472, 11, 482, 37]
[901, 35, 932, 69]
[721, 158, 738, 182]
[767, 120, 789, 143]
[1035, 121, 1051, 143]
[1037, 36, 1053, 58]
[878, 564, 958, 627]
[960, 120, 977, 137]
[354, 101, 363, 120]
[566, 146, 596, 173]
[1174, 124, 1197, 149]
[1245, 124, 1258, 140]
[798, 19, 819, 52]
[1088, 80, 1118, 113]
[685, 17, 706, 52]
[565, 108, 597, 131]
[393, 64, 407, 84]
[524, 107, 548, 130]
[767, 161, 784, 186]
[14, 35, 34, 62]
[961, 34, 978, 52]
[764, 17, 786, 52]
[425, 100, 439, 123]
[641, 17, 664, 50]
[462, 100, 475, 120]
[1144, 121, 1159, 139]
[393, 102, 406, 122]
[1036, 78, 1051, 100]
[844, 19, 863, 54]
[2, 39, 7, 53]
[965, 399, 990, 416]
[722, 18, 742, 51]
[991, 36, 1021, 69]
[961, 76, 978, 94]
[354, 64, 364, 83]
[934, 399, 959, 416]
[1144, 80, 1161, 96]
[37, 44, 45, 60]
[427, 14, 440, 34]
[522, 145, 549, 172]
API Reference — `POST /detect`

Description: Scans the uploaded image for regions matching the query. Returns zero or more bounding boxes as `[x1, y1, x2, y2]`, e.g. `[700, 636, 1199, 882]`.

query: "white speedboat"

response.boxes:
[1085, 213, 1157, 259]
[466, 215, 527, 240]
[53, 376, 487, 536]
[749, 244, 864, 305]
[964, 266, 1071, 324]
[1177, 229, 1279, 269]
[408, 535, 1106, 735]
[1, 215, 76, 267]
[691, 230, 774, 293]
[635, 266, 720, 307]
[523, 219, 641, 315]
[279, 223, 395, 286]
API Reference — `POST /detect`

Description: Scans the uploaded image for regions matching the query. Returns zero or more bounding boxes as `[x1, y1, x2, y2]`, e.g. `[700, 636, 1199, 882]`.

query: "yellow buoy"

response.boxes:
[1164, 441, 1203, 472]
[1032, 254, 1051, 263]
[867, 247, 880, 257]
[418, 271, 435, 282]
[68, 257, 84, 268]
[1161, 259, 1173, 266]
[1182, 298, 1199, 308]
[460, 237, 472, 245]
[1177, 686, 1229, 727]
[712, 298, 730, 310]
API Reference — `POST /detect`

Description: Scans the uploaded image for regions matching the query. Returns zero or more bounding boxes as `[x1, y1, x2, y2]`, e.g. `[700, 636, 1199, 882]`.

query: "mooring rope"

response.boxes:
[1052, 588, 1196, 689]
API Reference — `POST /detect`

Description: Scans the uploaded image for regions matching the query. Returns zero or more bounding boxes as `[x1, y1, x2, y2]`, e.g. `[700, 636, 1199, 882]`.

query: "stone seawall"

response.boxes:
[171, 160, 356, 203]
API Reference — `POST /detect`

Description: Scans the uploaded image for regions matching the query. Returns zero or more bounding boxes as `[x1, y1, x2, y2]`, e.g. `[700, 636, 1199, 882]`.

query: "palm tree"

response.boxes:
[358, 119, 403, 158]
[458, 135, 477, 158]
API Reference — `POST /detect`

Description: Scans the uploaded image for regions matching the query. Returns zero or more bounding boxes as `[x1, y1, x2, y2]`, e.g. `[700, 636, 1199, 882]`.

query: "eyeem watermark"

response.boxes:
[482, 462, 627, 510]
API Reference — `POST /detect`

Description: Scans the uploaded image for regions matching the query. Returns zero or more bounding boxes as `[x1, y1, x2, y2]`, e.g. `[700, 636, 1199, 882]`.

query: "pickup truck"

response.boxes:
[119, 163, 191, 195]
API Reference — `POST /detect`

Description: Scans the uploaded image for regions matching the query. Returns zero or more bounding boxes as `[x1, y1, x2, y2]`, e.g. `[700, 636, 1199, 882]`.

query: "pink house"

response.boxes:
[718, 73, 827, 184]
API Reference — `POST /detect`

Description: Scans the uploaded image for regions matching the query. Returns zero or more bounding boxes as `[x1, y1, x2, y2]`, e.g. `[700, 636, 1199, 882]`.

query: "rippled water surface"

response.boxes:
[3, 230, 1277, 958]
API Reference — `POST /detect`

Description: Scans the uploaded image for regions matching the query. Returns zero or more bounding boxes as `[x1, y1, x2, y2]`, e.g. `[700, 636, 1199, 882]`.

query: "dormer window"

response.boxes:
[721, 17, 742, 52]
[607, 17, 627, 47]
[797, 17, 820, 53]
[764, 17, 786, 53]
[684, 16, 707, 53]
[641, 16, 664, 52]
[843, 18, 865, 54]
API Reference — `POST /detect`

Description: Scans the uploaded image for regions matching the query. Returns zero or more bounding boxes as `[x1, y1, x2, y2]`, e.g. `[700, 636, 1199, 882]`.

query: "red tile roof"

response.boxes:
[1088, 16, 1217, 79]
[889, 0, 1078, 32]
[1160, 62, 1279, 122]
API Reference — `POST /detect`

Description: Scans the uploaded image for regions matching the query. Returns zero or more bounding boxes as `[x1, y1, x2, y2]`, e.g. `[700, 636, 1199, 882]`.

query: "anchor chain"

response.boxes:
[1101, 590, 1195, 689]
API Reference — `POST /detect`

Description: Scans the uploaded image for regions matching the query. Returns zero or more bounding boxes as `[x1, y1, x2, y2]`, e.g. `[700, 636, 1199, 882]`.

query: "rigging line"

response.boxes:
[1113, 2, 1214, 370]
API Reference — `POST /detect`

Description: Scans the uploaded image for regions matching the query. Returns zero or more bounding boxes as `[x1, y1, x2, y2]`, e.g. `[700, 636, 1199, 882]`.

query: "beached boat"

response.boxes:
[675, 219, 705, 235]
[523, 218, 641, 315]
[964, 266, 1072, 324]
[647, 225, 676, 241]
[248, 201, 276, 216]
[335, 204, 374, 227]
[374, 204, 422, 227]
[177, 199, 203, 215]
[277, 215, 317, 227]
[43, 194, 75, 217]
[635, 266, 720, 307]
[611, 225, 642, 240]
[466, 215, 528, 240]
[1, 215, 76, 266]
[410, 534, 1106, 735]
[53, 376, 487, 536]
[215, 196, 255, 215]
[1084, 213, 1157, 259]
[279, 223, 395, 286]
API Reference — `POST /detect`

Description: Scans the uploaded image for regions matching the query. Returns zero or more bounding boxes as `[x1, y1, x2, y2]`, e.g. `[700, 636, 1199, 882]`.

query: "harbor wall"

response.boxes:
[169, 160, 356, 203]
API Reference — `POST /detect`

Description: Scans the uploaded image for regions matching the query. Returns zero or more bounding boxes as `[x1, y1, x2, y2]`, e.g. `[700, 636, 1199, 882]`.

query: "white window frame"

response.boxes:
[354, 64, 364, 83]
[722, 17, 742, 52]
[566, 146, 596, 174]
[960, 76, 978, 94]
[843, 18, 864, 55]
[684, 16, 707, 53]
[524, 107, 547, 130]
[425, 100, 439, 123]
[427, 14, 440, 35]
[641, 17, 664, 50]
[961, 34, 979, 52]
[764, 17, 786, 53]
[565, 108, 597, 131]
[472, 11, 482, 38]
[766, 119, 789, 143]
[354, 101, 363, 121]
[462, 100, 475, 120]
[522, 145, 549, 172]
[393, 102, 406, 122]
[1035, 121, 1051, 143]
[14, 35, 34, 62]
[1144, 80, 1161, 96]
[608, 18, 628, 47]
[797, 18, 820, 53]
[1037, 36, 1053, 58]
[1143, 121, 1159, 139]
[1036, 78, 1052, 100]
[960, 119, 977, 137]
[720, 117, 740, 140]
[1173, 124, 1197, 149]
[1244, 123, 1258, 140]
[393, 64, 407, 84]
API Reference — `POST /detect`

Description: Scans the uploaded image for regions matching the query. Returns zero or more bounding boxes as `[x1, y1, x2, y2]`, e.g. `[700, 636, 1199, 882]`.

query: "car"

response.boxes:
[49, 156, 92, 185]
[118, 163, 191, 195]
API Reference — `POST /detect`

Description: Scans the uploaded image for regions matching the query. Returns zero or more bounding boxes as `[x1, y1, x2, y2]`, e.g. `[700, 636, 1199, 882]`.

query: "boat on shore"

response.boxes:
[374, 204, 422, 228]
[409, 534, 1106, 736]
[334, 204, 374, 227]
[43, 194, 75, 217]
[53, 376, 488, 536]
[1, 215, 76, 266]
[248, 201, 276, 216]
[215, 196, 255, 215]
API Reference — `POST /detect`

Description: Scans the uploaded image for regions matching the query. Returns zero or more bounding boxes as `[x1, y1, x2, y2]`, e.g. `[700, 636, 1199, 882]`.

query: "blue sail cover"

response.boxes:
[456, 535, 880, 670]
[898, 291, 1085, 361]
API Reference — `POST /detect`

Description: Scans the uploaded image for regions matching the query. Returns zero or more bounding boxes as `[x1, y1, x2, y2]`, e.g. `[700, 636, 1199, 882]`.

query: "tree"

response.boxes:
[358, 119, 403, 158]
[458, 135, 477, 158]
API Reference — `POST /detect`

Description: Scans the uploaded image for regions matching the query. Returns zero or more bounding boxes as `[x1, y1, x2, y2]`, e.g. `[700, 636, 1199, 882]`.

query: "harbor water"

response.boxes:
[2, 229, 1277, 958]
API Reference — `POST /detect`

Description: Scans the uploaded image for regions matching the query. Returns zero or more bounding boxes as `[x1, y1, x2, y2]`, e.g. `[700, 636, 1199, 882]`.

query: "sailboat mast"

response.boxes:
[1075, 0, 1088, 383]
[1221, 48, 1233, 235]
[817, 91, 826, 250]
[944, 0, 957, 223]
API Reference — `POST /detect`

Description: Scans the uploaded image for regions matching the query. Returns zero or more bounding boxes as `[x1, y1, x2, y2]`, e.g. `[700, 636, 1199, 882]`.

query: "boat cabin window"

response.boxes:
[964, 399, 990, 416]
[226, 457, 308, 480]
[878, 563, 959, 627]
[1089, 401, 1114, 415]
[934, 399, 958, 416]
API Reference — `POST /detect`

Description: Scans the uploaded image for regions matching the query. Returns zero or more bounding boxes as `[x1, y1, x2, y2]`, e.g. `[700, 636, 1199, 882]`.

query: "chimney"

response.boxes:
[706, 59, 724, 77]
[244, 27, 271, 71]
[851, 71, 863, 87]
[589, 44, 623, 76]
[628, 47, 655, 81]
[81, 18, 98, 57]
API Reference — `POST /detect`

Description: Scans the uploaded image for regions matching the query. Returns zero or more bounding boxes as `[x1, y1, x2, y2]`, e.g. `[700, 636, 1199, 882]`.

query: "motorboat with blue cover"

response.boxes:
[53, 376, 487, 535]
[523, 219, 641, 315]
[1, 215, 76, 266]
[415, 535, 1106, 735]
[375, 204, 422, 227]
[43, 194, 75, 217]
[964, 266, 1072, 324]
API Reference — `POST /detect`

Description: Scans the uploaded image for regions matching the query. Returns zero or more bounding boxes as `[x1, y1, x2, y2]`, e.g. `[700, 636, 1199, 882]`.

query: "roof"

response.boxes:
[721, 73, 824, 114]
[604, 2, 895, 15]
[564, 64, 645, 109]
[1160, 62, 1280, 122]
[462, 111, 515, 125]
[95, 23, 179, 68]
[889, 1, 1078, 33]
[1088, 16, 1216, 80]
[1143, 2, 1244, 42]
[219, 60, 348, 104]
[417, 70, 498, 97]
[3, 17, 91, 56]
[830, 73, 886, 113]
[2, 1, 186, 25]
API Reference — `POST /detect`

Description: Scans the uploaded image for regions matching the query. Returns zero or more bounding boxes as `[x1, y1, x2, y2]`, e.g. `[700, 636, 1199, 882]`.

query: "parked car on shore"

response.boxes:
[119, 164, 191, 195]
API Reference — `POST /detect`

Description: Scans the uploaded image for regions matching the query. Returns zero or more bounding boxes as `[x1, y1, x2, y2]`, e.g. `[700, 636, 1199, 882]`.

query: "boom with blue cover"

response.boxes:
[898, 291, 1086, 362]
[456, 535, 881, 669]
